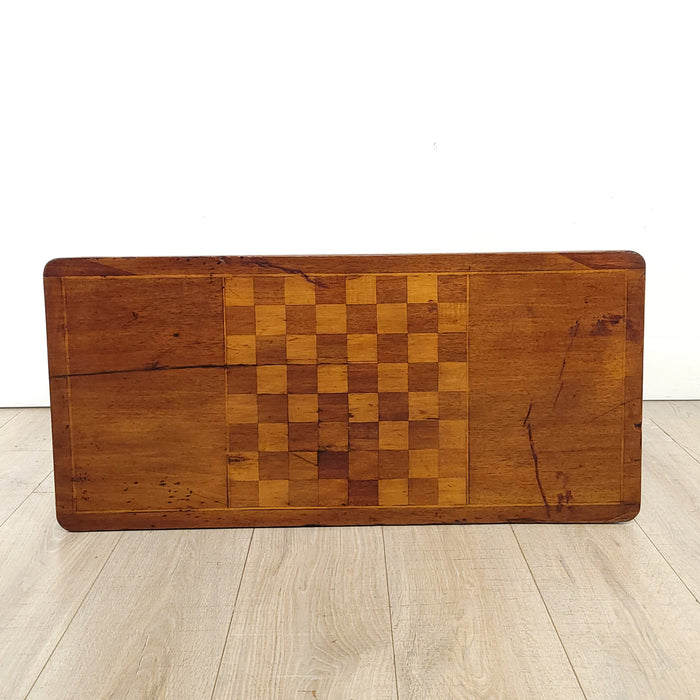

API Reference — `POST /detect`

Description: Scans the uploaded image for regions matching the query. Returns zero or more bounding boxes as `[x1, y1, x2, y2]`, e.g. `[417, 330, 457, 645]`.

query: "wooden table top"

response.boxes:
[44, 251, 644, 530]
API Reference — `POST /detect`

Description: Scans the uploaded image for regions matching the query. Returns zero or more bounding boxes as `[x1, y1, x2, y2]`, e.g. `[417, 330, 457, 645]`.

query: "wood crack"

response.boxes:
[238, 256, 325, 287]
[523, 401, 551, 517]
[553, 319, 580, 410]
[52, 363, 229, 379]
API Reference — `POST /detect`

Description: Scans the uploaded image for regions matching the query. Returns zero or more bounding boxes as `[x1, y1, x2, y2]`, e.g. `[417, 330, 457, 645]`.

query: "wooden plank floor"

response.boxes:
[0, 402, 698, 699]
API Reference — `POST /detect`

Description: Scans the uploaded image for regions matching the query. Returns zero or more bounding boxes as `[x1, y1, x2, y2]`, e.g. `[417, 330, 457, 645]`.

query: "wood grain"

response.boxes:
[0, 494, 121, 699]
[469, 270, 627, 508]
[212, 527, 396, 699]
[44, 252, 644, 529]
[384, 524, 584, 699]
[513, 521, 700, 698]
[28, 528, 252, 700]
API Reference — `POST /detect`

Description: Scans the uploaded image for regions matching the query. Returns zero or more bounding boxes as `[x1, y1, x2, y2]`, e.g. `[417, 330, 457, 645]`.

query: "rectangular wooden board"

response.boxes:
[44, 252, 644, 530]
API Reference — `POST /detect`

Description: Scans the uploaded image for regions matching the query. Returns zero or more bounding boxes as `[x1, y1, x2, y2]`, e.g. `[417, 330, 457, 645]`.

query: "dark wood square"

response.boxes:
[317, 334, 347, 363]
[227, 366, 257, 394]
[439, 449, 465, 477]
[438, 333, 468, 361]
[376, 276, 407, 303]
[347, 305, 377, 333]
[315, 276, 346, 303]
[288, 423, 319, 451]
[318, 394, 349, 422]
[258, 452, 289, 480]
[409, 420, 439, 449]
[407, 303, 438, 333]
[439, 391, 468, 419]
[228, 424, 258, 451]
[256, 336, 286, 364]
[349, 450, 379, 479]
[348, 480, 379, 505]
[409, 478, 438, 505]
[318, 451, 349, 479]
[319, 422, 348, 451]
[285, 305, 316, 334]
[254, 276, 285, 305]
[288, 480, 319, 507]
[287, 365, 317, 393]
[257, 394, 288, 423]
[377, 334, 408, 363]
[229, 481, 259, 507]
[379, 392, 409, 421]
[378, 450, 409, 478]
[438, 275, 468, 302]
[226, 306, 256, 334]
[408, 363, 439, 392]
[348, 363, 378, 393]
[348, 422, 379, 450]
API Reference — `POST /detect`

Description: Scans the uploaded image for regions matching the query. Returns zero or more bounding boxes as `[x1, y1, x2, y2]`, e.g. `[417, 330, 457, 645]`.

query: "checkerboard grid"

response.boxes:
[225, 273, 469, 508]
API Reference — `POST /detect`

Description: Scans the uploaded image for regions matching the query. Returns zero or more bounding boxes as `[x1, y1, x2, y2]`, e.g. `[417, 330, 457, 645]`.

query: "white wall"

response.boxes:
[1, 1, 698, 405]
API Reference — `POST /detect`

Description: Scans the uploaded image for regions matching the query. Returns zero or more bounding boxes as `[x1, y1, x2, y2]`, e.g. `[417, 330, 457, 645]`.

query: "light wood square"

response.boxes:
[258, 423, 288, 451]
[285, 276, 316, 305]
[318, 479, 347, 506]
[346, 275, 376, 304]
[255, 305, 286, 336]
[438, 362, 468, 391]
[438, 303, 468, 332]
[286, 335, 316, 362]
[319, 422, 348, 451]
[377, 304, 407, 333]
[378, 363, 408, 392]
[408, 334, 438, 363]
[256, 365, 287, 394]
[318, 365, 348, 393]
[378, 478, 408, 506]
[438, 477, 467, 505]
[225, 277, 254, 306]
[439, 420, 467, 449]
[408, 392, 439, 420]
[258, 480, 289, 506]
[347, 334, 377, 362]
[407, 274, 437, 303]
[379, 421, 409, 450]
[288, 394, 318, 422]
[227, 394, 258, 424]
[228, 452, 259, 481]
[289, 452, 318, 480]
[349, 393, 379, 422]
[409, 449, 439, 478]
[227, 335, 256, 364]
[316, 304, 347, 333]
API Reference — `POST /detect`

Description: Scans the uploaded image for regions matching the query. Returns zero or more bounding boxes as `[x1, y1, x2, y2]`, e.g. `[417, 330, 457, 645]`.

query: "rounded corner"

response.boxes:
[56, 510, 82, 532]
[617, 502, 641, 522]
[43, 258, 64, 277]
[624, 251, 646, 270]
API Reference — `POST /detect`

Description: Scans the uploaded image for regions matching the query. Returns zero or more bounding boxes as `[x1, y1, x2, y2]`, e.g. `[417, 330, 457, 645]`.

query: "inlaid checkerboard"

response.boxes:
[45, 253, 644, 530]
[224, 273, 468, 509]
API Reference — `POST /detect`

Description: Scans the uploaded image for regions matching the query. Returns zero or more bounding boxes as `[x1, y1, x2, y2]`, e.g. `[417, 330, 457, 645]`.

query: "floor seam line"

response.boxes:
[23, 531, 124, 699]
[510, 524, 589, 700]
[381, 526, 401, 700]
[209, 527, 255, 700]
